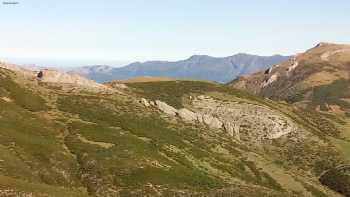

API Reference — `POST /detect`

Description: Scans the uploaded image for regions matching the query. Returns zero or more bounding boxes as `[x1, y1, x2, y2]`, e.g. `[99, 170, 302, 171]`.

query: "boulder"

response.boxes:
[155, 100, 178, 116]
[177, 108, 197, 122]
[141, 98, 150, 107]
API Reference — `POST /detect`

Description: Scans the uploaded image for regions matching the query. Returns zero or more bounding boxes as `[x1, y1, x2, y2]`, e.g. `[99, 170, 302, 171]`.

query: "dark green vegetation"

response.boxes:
[319, 166, 350, 197]
[0, 68, 344, 196]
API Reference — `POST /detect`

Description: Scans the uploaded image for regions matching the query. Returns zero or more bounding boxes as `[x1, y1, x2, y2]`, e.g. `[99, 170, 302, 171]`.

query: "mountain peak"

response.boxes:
[315, 42, 334, 48]
[188, 55, 212, 61]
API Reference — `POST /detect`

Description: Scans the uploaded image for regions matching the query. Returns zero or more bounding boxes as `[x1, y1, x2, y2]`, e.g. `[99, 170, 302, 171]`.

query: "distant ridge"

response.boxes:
[69, 53, 290, 83]
[229, 42, 350, 113]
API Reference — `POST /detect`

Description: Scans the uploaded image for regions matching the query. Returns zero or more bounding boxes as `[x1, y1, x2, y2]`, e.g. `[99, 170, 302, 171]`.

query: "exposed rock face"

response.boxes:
[202, 114, 223, 129]
[223, 122, 240, 140]
[286, 57, 299, 73]
[155, 100, 178, 116]
[191, 96, 297, 141]
[262, 73, 278, 87]
[142, 95, 296, 142]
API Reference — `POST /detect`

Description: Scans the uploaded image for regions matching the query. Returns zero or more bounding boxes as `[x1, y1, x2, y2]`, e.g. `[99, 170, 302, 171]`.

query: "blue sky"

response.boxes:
[0, 0, 350, 64]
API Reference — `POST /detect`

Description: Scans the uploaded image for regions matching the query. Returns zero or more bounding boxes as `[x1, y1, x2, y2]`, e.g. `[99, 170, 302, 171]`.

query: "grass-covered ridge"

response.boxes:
[127, 80, 273, 109]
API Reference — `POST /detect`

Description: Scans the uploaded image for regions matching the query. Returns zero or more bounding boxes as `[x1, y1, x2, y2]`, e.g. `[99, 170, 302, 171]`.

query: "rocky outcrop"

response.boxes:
[191, 96, 297, 141]
[202, 114, 223, 129]
[141, 95, 297, 142]
[140, 95, 297, 142]
[140, 98, 224, 130]
[223, 122, 240, 140]
[154, 100, 178, 116]
[262, 73, 278, 87]
[141, 98, 150, 107]
[177, 108, 197, 122]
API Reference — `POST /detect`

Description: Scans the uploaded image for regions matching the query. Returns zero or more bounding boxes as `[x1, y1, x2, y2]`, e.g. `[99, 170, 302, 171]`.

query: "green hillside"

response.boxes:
[0, 68, 346, 196]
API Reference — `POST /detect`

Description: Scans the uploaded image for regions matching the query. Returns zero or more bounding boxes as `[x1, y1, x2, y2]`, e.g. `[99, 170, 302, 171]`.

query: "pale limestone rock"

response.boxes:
[141, 98, 150, 107]
[150, 101, 155, 106]
[1, 97, 12, 103]
[196, 113, 204, 123]
[262, 73, 278, 87]
[111, 83, 128, 89]
[223, 122, 234, 136]
[203, 114, 223, 129]
[192, 96, 297, 141]
[177, 108, 197, 122]
[155, 100, 178, 116]
[223, 122, 241, 141]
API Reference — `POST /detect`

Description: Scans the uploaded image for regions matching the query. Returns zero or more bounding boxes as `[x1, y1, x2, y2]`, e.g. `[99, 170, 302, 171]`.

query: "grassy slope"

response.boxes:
[127, 81, 343, 194]
[0, 70, 87, 196]
[0, 70, 341, 196]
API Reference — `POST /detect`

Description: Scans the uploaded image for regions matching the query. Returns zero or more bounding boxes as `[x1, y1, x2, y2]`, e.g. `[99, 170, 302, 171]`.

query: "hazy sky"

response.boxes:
[1, 0, 350, 63]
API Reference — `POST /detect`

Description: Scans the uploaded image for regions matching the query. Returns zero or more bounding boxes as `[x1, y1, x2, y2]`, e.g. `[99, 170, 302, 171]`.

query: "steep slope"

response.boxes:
[230, 43, 350, 112]
[230, 42, 350, 196]
[0, 64, 346, 196]
[70, 54, 289, 83]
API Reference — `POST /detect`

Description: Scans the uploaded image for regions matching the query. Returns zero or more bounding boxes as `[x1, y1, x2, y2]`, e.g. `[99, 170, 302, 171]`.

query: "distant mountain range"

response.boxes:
[69, 53, 290, 83]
